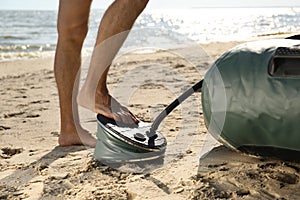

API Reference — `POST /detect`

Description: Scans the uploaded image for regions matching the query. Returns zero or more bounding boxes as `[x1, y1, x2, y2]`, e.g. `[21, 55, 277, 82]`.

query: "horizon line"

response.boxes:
[0, 5, 300, 11]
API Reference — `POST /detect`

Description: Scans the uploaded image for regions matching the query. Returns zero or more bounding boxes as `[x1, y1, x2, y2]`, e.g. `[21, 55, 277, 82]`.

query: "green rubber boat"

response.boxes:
[202, 38, 300, 158]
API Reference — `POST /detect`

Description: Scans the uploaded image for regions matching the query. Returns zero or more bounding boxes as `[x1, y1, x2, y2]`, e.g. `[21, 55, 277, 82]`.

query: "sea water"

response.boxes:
[0, 7, 299, 61]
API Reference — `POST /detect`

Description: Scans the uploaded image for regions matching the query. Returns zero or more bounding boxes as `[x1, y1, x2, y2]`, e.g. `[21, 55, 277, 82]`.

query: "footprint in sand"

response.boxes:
[0, 184, 20, 199]
[258, 162, 299, 185]
[270, 171, 299, 185]
[0, 147, 23, 159]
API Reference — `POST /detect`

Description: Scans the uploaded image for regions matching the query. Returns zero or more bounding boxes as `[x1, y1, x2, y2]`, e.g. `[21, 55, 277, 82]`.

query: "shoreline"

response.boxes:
[0, 40, 239, 77]
[1, 31, 297, 63]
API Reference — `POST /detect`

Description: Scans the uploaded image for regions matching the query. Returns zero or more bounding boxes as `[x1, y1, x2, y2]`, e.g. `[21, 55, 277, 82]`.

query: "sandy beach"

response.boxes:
[1, 40, 300, 200]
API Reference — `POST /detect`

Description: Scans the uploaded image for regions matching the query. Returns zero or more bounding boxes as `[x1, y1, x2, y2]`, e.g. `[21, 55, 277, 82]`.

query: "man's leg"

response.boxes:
[78, 0, 149, 125]
[54, 0, 96, 147]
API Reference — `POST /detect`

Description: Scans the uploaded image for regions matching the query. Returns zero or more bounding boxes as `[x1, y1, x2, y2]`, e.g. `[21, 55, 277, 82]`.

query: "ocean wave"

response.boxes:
[0, 51, 55, 62]
[0, 44, 56, 52]
[0, 47, 95, 61]
[1, 35, 27, 40]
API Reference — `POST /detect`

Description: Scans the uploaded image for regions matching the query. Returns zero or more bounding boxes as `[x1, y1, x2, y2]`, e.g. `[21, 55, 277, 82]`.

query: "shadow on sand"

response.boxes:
[0, 146, 89, 188]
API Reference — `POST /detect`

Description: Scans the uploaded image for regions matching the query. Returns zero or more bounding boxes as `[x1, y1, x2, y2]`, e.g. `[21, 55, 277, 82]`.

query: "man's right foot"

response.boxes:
[77, 87, 139, 126]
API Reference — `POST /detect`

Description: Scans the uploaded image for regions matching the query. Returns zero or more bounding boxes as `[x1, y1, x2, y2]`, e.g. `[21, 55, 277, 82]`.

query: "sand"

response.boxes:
[1, 40, 300, 200]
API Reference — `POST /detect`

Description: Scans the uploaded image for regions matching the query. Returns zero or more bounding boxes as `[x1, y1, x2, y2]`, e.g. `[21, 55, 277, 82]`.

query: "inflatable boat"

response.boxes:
[202, 37, 300, 158]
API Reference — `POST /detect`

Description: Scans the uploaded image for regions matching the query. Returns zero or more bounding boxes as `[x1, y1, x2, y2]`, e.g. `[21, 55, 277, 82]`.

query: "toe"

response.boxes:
[128, 110, 139, 124]
[120, 107, 139, 125]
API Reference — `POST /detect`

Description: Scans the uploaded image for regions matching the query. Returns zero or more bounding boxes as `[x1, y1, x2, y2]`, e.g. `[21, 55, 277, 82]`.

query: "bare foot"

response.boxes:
[78, 87, 139, 126]
[58, 125, 97, 147]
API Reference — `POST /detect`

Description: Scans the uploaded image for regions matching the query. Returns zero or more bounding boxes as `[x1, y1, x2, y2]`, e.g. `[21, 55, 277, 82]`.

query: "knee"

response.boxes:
[57, 21, 88, 48]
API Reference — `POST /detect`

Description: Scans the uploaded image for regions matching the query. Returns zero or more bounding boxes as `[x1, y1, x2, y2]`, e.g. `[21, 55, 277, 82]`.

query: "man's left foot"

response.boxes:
[58, 124, 97, 147]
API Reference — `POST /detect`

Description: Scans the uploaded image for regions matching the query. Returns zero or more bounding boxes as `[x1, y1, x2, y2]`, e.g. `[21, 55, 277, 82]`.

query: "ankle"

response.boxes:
[96, 85, 109, 96]
[60, 121, 78, 134]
